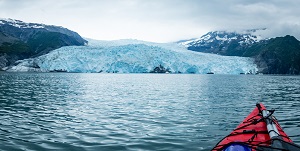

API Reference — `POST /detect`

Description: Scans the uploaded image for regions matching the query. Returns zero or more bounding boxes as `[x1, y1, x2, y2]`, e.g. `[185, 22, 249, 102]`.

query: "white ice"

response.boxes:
[8, 39, 258, 74]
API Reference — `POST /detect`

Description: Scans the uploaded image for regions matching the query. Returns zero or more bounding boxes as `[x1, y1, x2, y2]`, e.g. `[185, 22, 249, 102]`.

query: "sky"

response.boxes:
[0, 0, 300, 42]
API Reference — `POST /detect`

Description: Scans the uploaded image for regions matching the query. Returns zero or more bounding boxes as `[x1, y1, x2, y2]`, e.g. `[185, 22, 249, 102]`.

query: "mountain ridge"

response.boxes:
[180, 30, 300, 74]
[180, 29, 264, 55]
[0, 18, 87, 69]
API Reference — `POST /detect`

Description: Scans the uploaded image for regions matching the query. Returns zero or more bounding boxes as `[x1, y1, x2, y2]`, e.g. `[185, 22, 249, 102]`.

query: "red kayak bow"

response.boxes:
[212, 103, 300, 151]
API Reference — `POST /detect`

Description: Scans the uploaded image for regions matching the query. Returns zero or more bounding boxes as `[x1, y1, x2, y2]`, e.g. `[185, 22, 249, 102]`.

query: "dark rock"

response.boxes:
[49, 69, 67, 72]
[150, 65, 171, 73]
[0, 53, 8, 69]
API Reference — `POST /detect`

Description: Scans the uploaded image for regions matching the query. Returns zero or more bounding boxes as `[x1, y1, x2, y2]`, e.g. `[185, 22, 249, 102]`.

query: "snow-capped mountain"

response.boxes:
[179, 29, 266, 56]
[0, 18, 45, 28]
[0, 18, 87, 69]
[0, 18, 86, 44]
[7, 39, 258, 74]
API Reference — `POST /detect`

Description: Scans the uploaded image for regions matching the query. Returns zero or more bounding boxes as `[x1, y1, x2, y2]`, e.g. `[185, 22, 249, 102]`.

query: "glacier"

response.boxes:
[7, 39, 258, 74]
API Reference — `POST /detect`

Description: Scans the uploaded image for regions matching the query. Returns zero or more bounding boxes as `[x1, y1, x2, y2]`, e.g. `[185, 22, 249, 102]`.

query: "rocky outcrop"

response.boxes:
[150, 65, 171, 73]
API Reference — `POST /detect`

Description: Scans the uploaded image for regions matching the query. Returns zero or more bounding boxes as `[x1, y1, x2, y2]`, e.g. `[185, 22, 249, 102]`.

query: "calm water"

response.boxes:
[0, 73, 300, 151]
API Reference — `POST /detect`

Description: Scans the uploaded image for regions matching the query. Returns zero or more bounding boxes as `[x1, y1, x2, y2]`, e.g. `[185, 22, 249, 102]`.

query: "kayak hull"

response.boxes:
[212, 103, 294, 150]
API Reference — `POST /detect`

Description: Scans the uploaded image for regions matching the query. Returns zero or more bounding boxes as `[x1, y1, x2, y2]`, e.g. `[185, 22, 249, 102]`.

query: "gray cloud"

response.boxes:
[0, 0, 300, 42]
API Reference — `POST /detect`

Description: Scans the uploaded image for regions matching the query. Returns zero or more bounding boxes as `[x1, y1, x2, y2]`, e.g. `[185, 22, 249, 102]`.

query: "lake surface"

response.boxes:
[0, 73, 300, 151]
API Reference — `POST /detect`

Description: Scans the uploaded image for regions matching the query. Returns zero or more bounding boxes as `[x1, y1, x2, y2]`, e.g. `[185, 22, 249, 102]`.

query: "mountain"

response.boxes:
[251, 35, 300, 74]
[181, 30, 300, 74]
[0, 18, 87, 69]
[6, 39, 258, 74]
[180, 30, 264, 56]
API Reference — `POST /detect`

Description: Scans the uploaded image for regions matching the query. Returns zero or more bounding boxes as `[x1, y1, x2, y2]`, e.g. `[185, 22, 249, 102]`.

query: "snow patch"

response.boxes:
[0, 18, 45, 29]
[180, 30, 265, 48]
[216, 35, 227, 41]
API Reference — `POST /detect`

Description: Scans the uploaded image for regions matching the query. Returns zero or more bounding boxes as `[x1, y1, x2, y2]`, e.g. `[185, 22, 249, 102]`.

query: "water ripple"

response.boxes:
[0, 73, 300, 150]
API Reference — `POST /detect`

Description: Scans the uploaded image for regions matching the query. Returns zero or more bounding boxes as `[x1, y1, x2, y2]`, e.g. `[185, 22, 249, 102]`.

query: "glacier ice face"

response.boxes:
[8, 39, 258, 74]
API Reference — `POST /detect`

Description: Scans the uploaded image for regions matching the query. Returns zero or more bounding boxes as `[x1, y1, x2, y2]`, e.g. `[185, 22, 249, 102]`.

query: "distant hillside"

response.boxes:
[250, 35, 300, 74]
[0, 18, 87, 69]
[180, 31, 300, 74]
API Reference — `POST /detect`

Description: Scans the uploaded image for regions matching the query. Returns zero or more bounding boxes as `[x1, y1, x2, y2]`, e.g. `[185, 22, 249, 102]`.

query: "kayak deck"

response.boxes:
[212, 103, 299, 151]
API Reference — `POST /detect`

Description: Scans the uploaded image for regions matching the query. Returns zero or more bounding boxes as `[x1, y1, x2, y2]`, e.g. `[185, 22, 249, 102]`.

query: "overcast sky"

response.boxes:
[0, 0, 300, 42]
